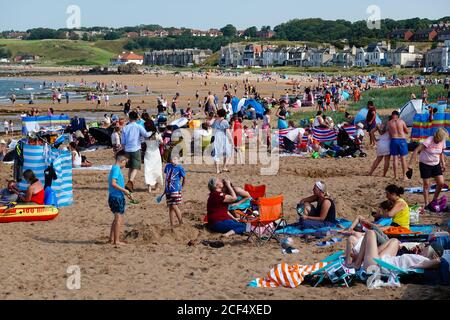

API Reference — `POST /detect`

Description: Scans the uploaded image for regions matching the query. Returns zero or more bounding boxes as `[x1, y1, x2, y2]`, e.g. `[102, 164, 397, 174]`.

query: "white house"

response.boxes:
[386, 46, 423, 67]
[309, 47, 335, 67]
[355, 48, 368, 67]
[111, 52, 144, 65]
[425, 42, 450, 69]
[366, 43, 389, 66]
[220, 44, 245, 67]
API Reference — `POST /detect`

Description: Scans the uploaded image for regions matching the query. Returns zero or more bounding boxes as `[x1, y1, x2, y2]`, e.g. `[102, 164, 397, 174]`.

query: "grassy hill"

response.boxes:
[0, 39, 129, 66]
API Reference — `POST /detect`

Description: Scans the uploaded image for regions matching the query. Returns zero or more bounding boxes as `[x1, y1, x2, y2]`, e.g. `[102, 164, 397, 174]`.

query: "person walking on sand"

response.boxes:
[4, 120, 9, 136]
[121, 111, 152, 193]
[387, 111, 409, 180]
[108, 151, 134, 246]
[368, 118, 392, 177]
[144, 120, 163, 194]
[212, 109, 232, 174]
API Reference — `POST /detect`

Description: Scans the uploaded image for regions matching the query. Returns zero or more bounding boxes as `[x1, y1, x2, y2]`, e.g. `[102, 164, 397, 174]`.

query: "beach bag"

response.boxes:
[409, 205, 421, 225]
[428, 196, 447, 213]
[44, 187, 58, 207]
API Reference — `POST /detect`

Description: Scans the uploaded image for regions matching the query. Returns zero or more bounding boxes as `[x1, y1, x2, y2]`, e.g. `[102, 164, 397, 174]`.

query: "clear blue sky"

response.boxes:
[1, 0, 449, 31]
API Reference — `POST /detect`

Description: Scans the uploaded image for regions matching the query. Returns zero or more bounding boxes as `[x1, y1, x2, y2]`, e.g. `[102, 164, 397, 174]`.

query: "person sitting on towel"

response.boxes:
[13, 170, 45, 205]
[0, 180, 19, 205]
[293, 181, 337, 230]
[69, 142, 93, 168]
[283, 126, 305, 153]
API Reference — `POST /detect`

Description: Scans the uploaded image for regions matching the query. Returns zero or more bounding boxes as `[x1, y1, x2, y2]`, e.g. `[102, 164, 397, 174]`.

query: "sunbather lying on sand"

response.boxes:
[346, 230, 442, 271]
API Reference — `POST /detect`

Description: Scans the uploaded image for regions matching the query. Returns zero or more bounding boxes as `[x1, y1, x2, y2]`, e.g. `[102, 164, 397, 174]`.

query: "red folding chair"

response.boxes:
[244, 184, 267, 201]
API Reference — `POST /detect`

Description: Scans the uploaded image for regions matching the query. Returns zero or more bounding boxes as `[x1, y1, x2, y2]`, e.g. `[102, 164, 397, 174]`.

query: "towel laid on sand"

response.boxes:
[73, 165, 112, 171]
[248, 262, 328, 288]
[406, 185, 449, 194]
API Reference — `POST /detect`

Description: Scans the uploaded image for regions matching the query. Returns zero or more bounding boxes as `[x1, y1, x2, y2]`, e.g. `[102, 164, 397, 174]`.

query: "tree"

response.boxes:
[220, 24, 237, 37]
[69, 32, 80, 41]
[244, 26, 258, 38]
[104, 32, 122, 40]
[82, 33, 89, 41]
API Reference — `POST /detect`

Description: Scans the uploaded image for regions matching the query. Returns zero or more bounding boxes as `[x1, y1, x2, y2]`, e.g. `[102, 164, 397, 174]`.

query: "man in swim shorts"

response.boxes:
[387, 111, 409, 180]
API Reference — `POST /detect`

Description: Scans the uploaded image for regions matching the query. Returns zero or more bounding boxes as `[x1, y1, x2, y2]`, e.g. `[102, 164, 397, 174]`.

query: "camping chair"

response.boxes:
[244, 195, 285, 246]
[244, 184, 267, 204]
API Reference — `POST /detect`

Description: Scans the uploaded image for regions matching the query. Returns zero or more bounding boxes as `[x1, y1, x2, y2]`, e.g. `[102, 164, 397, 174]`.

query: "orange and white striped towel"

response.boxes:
[249, 262, 328, 288]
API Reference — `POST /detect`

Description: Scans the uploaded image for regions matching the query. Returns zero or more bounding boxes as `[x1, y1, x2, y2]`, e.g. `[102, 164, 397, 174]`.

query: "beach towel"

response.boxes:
[248, 261, 328, 288]
[405, 185, 450, 194]
[18, 144, 73, 208]
[276, 219, 352, 236]
[384, 226, 421, 236]
[73, 165, 112, 171]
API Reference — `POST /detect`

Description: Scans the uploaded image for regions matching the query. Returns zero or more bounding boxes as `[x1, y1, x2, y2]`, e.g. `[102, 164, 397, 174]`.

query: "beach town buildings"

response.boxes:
[437, 30, 450, 42]
[144, 49, 213, 67]
[388, 29, 414, 41]
[425, 41, 450, 70]
[220, 43, 246, 67]
[412, 29, 438, 42]
[386, 46, 423, 67]
[242, 44, 263, 67]
[111, 52, 144, 65]
[13, 55, 40, 63]
[332, 46, 357, 67]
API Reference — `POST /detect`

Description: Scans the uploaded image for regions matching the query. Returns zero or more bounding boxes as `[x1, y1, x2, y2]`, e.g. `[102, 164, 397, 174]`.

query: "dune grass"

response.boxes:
[0, 39, 121, 66]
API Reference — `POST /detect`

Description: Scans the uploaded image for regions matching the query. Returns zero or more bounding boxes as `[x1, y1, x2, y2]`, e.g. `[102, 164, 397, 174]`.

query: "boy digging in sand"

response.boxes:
[108, 151, 134, 246]
[164, 156, 186, 228]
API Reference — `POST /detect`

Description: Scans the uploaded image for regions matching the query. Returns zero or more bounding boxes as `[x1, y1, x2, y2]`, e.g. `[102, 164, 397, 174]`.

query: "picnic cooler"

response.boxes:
[18, 144, 73, 208]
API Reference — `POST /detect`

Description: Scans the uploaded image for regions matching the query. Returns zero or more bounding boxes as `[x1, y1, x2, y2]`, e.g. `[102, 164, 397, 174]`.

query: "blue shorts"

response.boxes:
[293, 218, 336, 230]
[108, 196, 126, 215]
[390, 138, 408, 157]
[209, 220, 247, 235]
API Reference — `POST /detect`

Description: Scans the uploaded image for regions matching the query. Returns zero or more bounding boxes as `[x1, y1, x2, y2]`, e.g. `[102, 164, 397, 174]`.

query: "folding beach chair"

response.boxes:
[307, 251, 356, 288]
[245, 195, 285, 246]
[373, 258, 424, 284]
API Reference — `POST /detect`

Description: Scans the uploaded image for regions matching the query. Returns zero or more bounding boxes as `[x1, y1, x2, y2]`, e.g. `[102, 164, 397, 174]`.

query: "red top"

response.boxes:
[31, 188, 45, 205]
[207, 191, 229, 225]
[233, 121, 243, 147]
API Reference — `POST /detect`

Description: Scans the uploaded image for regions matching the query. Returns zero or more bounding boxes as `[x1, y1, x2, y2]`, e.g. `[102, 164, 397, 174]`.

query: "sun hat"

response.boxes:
[0, 139, 6, 145]
[357, 123, 364, 129]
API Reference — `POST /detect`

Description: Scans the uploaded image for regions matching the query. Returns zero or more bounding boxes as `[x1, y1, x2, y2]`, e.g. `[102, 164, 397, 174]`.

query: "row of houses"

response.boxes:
[220, 41, 450, 69]
[143, 49, 213, 67]
[388, 28, 450, 42]
[127, 28, 224, 39]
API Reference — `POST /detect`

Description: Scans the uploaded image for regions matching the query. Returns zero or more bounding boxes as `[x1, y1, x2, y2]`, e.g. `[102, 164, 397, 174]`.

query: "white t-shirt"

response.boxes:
[111, 132, 121, 146]
[381, 254, 430, 270]
[419, 137, 445, 166]
[4, 121, 9, 129]
[286, 128, 305, 144]
[72, 151, 82, 167]
[313, 116, 323, 127]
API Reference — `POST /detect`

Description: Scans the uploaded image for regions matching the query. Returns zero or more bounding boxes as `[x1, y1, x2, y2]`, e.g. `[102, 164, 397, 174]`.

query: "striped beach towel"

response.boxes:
[312, 127, 337, 143]
[18, 144, 73, 208]
[249, 262, 328, 288]
[343, 125, 357, 137]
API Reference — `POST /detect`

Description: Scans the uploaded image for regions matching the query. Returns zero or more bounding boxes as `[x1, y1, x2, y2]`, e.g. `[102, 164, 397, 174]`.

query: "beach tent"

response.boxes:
[22, 115, 70, 135]
[238, 98, 246, 112]
[231, 97, 240, 114]
[18, 144, 73, 208]
[244, 99, 264, 115]
[411, 111, 450, 148]
[354, 108, 382, 126]
[399, 100, 423, 127]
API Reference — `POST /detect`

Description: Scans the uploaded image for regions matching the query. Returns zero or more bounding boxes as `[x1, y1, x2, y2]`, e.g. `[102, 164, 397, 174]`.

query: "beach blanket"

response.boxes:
[73, 165, 112, 171]
[276, 129, 308, 149]
[248, 262, 328, 288]
[406, 185, 450, 194]
[18, 144, 73, 208]
[276, 219, 352, 236]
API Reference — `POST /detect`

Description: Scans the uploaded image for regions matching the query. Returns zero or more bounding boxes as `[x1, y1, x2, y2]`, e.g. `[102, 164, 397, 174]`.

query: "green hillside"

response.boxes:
[0, 39, 129, 66]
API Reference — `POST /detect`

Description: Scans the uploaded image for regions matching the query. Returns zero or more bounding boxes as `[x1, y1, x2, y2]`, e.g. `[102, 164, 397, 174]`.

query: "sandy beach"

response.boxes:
[0, 73, 449, 300]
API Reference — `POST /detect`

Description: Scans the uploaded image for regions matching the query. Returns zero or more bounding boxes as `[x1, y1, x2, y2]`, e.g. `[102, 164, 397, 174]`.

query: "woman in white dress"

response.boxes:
[212, 109, 233, 174]
[368, 120, 391, 177]
[144, 120, 163, 193]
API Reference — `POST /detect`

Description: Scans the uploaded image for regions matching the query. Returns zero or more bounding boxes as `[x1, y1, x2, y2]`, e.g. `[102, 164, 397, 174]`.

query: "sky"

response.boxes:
[1, 0, 449, 31]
